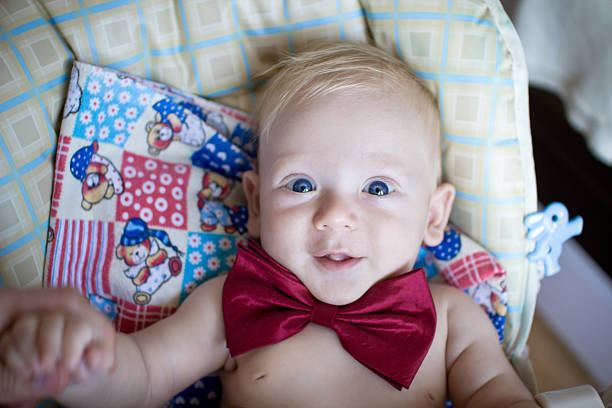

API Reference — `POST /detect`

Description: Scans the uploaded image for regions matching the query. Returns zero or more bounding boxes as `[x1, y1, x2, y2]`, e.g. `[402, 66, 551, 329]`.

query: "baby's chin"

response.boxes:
[307, 282, 371, 306]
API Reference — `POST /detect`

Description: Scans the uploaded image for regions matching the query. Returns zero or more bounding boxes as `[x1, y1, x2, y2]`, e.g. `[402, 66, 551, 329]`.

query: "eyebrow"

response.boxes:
[269, 151, 422, 182]
[268, 153, 311, 178]
[269, 152, 306, 167]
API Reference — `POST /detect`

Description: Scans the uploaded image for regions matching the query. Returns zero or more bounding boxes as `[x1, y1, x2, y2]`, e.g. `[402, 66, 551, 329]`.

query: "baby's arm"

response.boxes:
[440, 285, 539, 408]
[58, 275, 228, 407]
[1, 275, 228, 407]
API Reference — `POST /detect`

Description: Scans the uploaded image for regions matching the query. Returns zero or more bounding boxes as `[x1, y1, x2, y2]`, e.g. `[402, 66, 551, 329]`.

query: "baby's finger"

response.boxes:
[81, 336, 116, 376]
[60, 316, 93, 376]
[10, 314, 41, 376]
[82, 345, 103, 373]
[0, 329, 38, 381]
[0, 335, 28, 379]
[72, 305, 117, 375]
[0, 288, 81, 332]
[0, 361, 27, 404]
[70, 346, 109, 384]
[36, 314, 64, 374]
[89, 320, 117, 374]
[0, 360, 70, 405]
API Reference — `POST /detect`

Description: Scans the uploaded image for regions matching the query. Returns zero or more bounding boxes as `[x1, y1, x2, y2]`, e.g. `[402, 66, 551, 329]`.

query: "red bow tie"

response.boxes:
[222, 239, 436, 390]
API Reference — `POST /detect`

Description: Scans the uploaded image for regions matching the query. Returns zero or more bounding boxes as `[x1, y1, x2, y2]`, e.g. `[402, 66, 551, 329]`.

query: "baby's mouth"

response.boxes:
[314, 253, 362, 270]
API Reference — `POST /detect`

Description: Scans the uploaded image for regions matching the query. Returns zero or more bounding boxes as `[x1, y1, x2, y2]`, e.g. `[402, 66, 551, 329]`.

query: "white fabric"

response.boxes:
[515, 0, 612, 165]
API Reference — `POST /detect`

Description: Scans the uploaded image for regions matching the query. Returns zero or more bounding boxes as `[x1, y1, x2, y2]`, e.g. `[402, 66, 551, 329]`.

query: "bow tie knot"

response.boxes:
[311, 300, 338, 328]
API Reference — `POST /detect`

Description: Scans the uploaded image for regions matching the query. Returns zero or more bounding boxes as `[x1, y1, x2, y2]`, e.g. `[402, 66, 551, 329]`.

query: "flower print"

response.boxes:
[98, 126, 110, 140]
[107, 104, 119, 117]
[219, 238, 232, 251]
[91, 66, 103, 77]
[125, 107, 138, 120]
[114, 133, 126, 144]
[103, 90, 114, 103]
[184, 281, 196, 294]
[189, 251, 202, 265]
[114, 117, 125, 131]
[87, 80, 101, 94]
[127, 122, 136, 134]
[79, 110, 92, 125]
[189, 234, 202, 248]
[202, 241, 216, 255]
[118, 91, 131, 104]
[85, 125, 96, 139]
[103, 73, 115, 87]
[193, 267, 205, 281]
[120, 77, 132, 87]
[207, 257, 220, 271]
[225, 254, 236, 267]
[138, 93, 151, 106]
[97, 111, 106, 123]
[237, 237, 248, 247]
[89, 97, 100, 111]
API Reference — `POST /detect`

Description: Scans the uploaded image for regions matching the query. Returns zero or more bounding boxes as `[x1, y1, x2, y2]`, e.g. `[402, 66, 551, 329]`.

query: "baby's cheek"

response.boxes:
[261, 195, 310, 236]
[267, 190, 313, 211]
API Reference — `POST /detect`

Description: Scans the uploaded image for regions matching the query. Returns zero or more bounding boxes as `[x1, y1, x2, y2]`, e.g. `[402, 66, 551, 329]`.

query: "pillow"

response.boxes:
[45, 61, 254, 327]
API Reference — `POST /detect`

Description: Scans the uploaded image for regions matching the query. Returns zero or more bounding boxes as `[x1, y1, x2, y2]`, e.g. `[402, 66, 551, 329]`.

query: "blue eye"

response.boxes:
[289, 178, 314, 193]
[365, 180, 391, 196]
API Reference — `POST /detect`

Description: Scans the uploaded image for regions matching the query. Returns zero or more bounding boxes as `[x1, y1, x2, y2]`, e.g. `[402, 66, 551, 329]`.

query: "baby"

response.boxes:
[0, 42, 538, 407]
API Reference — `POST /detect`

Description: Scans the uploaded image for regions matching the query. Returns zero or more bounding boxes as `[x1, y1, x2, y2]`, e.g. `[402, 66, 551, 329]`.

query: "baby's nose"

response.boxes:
[313, 192, 358, 231]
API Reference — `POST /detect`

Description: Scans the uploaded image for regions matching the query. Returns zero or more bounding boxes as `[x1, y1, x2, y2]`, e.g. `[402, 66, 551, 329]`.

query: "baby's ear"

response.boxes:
[423, 183, 455, 247]
[242, 170, 261, 238]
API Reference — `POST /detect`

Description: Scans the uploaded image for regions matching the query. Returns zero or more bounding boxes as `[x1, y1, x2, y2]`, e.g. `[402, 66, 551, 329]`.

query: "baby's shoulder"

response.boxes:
[428, 282, 500, 350]
[428, 283, 490, 331]
[428, 282, 475, 311]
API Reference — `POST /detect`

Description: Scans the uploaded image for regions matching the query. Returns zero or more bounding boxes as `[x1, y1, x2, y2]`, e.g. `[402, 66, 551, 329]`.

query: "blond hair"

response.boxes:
[255, 42, 442, 183]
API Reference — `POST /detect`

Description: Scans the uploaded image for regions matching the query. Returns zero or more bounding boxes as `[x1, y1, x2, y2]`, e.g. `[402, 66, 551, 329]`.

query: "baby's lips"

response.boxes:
[323, 253, 351, 261]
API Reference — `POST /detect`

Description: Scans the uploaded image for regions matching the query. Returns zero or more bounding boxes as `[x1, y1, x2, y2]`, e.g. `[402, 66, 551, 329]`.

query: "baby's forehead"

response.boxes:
[270, 86, 438, 136]
[260, 89, 440, 157]
[257, 86, 442, 186]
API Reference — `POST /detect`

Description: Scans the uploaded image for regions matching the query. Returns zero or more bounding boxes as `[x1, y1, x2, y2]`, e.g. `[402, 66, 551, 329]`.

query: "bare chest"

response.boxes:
[219, 323, 447, 408]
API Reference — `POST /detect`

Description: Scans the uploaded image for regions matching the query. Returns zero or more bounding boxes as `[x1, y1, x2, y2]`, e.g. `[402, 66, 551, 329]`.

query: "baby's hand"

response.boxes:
[0, 288, 116, 404]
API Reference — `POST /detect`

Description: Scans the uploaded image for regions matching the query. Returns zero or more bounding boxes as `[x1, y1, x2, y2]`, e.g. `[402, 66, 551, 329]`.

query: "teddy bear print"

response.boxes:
[197, 171, 237, 234]
[145, 99, 208, 155]
[70, 140, 124, 210]
[116, 218, 182, 305]
[472, 272, 508, 317]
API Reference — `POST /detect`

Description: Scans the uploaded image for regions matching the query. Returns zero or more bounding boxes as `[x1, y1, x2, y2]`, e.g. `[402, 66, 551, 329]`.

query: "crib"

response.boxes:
[0, 0, 605, 406]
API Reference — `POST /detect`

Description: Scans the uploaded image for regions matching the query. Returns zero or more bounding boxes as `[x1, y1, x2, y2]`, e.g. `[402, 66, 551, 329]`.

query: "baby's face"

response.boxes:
[244, 90, 451, 305]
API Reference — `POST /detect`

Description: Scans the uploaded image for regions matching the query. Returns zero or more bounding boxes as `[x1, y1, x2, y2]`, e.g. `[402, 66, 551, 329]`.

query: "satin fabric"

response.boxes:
[222, 239, 436, 390]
